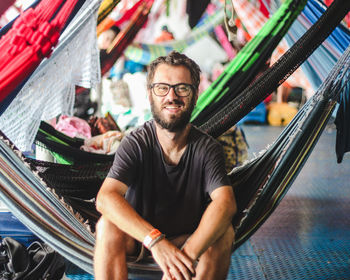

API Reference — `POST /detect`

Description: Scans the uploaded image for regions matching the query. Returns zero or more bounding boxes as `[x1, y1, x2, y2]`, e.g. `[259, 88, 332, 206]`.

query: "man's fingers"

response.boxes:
[168, 261, 186, 280]
[176, 251, 196, 277]
[172, 257, 192, 280]
[157, 259, 173, 280]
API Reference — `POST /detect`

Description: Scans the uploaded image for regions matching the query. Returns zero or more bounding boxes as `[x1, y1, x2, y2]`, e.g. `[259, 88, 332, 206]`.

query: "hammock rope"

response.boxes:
[191, 0, 308, 125]
[200, 0, 350, 138]
[0, 0, 81, 102]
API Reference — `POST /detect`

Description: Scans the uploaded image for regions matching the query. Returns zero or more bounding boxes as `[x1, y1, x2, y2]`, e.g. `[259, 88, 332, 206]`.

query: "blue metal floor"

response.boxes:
[66, 124, 350, 280]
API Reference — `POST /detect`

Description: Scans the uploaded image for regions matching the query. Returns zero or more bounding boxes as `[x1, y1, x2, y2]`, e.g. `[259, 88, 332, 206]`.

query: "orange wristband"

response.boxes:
[143, 229, 162, 249]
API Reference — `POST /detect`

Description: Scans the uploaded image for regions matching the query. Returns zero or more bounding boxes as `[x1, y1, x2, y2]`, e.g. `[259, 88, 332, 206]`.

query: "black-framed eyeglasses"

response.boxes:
[150, 83, 194, 97]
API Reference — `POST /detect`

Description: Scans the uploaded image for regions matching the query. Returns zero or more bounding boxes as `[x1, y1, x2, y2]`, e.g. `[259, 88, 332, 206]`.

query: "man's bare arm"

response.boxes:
[96, 177, 154, 241]
[182, 186, 237, 261]
[96, 177, 195, 280]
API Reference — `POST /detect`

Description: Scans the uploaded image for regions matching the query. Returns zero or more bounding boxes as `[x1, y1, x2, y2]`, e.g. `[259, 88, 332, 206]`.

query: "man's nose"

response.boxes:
[166, 87, 177, 100]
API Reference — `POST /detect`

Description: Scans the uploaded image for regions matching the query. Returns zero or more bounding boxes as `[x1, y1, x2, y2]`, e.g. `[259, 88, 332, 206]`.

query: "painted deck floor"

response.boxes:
[66, 124, 350, 280]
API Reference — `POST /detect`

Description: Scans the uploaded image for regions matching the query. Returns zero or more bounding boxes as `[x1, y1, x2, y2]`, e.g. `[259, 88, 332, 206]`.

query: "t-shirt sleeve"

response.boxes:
[203, 141, 231, 195]
[107, 134, 140, 186]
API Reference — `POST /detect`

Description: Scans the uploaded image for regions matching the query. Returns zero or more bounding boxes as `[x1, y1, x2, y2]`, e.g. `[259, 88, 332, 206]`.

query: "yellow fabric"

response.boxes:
[97, 0, 121, 24]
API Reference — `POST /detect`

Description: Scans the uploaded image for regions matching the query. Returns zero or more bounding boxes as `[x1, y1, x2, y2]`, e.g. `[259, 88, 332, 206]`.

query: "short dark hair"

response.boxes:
[147, 51, 201, 92]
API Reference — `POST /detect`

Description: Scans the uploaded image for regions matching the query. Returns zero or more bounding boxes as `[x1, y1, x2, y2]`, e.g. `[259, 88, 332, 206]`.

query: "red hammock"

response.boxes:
[101, 0, 153, 75]
[0, 0, 80, 103]
[97, 0, 144, 36]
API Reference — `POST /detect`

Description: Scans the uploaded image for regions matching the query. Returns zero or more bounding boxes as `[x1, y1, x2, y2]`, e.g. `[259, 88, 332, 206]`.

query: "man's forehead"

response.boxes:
[153, 64, 191, 79]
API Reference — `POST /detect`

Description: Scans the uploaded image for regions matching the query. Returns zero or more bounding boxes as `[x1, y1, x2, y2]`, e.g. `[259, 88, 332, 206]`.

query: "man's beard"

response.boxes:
[150, 96, 196, 132]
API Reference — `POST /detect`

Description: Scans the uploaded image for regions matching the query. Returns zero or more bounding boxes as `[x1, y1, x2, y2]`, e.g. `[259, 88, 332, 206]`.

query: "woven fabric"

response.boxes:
[97, 0, 121, 24]
[232, 0, 313, 93]
[191, 0, 307, 125]
[199, 0, 350, 138]
[284, 0, 350, 92]
[0, 0, 102, 151]
[123, 8, 224, 65]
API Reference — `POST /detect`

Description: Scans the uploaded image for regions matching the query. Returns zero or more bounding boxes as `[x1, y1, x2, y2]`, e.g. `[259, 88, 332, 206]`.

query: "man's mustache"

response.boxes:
[162, 100, 185, 106]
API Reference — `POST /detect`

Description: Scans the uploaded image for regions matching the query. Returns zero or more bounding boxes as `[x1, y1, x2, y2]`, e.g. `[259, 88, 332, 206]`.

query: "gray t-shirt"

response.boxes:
[107, 120, 230, 237]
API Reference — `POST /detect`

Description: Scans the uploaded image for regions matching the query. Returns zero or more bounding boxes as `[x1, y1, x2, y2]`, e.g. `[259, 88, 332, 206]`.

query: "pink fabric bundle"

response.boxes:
[55, 115, 91, 139]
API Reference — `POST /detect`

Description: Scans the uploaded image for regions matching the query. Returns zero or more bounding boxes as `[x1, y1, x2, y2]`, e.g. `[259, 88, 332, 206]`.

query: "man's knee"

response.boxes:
[95, 216, 136, 254]
[96, 216, 124, 244]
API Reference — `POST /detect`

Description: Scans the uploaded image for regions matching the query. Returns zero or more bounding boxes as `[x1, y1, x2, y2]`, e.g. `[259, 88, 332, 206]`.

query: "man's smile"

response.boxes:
[162, 102, 184, 113]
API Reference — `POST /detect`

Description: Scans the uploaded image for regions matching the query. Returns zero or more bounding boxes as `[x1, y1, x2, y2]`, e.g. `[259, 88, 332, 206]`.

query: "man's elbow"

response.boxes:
[222, 193, 237, 221]
[96, 189, 107, 214]
[225, 198, 237, 221]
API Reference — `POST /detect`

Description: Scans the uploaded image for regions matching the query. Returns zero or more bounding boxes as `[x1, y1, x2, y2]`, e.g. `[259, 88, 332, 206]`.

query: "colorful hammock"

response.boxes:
[199, 0, 350, 138]
[0, 0, 349, 277]
[75, 0, 153, 98]
[97, 0, 121, 25]
[284, 0, 350, 163]
[191, 0, 307, 126]
[96, 0, 143, 36]
[100, 0, 153, 76]
[123, 6, 225, 65]
[35, 121, 114, 164]
[0, 0, 102, 151]
[233, 0, 313, 95]
[285, 0, 350, 90]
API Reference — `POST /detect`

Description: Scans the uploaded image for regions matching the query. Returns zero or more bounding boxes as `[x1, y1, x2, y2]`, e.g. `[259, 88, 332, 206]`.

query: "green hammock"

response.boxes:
[191, 0, 307, 125]
[35, 121, 114, 164]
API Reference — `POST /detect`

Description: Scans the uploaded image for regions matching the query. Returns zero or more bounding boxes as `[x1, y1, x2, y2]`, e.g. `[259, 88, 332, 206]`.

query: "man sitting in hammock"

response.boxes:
[94, 51, 237, 280]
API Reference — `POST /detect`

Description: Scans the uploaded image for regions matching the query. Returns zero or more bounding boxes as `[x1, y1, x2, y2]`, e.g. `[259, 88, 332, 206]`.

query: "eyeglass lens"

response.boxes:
[153, 83, 192, 97]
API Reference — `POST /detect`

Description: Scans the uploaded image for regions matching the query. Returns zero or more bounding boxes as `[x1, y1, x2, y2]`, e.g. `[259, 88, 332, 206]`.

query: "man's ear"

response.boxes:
[194, 91, 199, 104]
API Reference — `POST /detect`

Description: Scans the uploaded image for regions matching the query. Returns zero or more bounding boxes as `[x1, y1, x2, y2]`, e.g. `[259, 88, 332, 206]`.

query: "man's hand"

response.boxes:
[150, 239, 196, 280]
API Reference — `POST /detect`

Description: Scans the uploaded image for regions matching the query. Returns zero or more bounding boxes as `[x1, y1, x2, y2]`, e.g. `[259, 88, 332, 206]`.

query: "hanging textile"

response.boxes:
[282, 0, 349, 91]
[232, 0, 314, 96]
[282, 0, 350, 163]
[35, 121, 115, 164]
[97, 0, 143, 36]
[124, 8, 225, 65]
[75, 0, 153, 99]
[97, 0, 121, 24]
[0, 0, 82, 102]
[186, 0, 211, 29]
[0, 0, 102, 151]
[199, 0, 350, 138]
[100, 0, 153, 75]
[335, 83, 350, 163]
[0, 0, 348, 276]
[191, 0, 308, 126]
